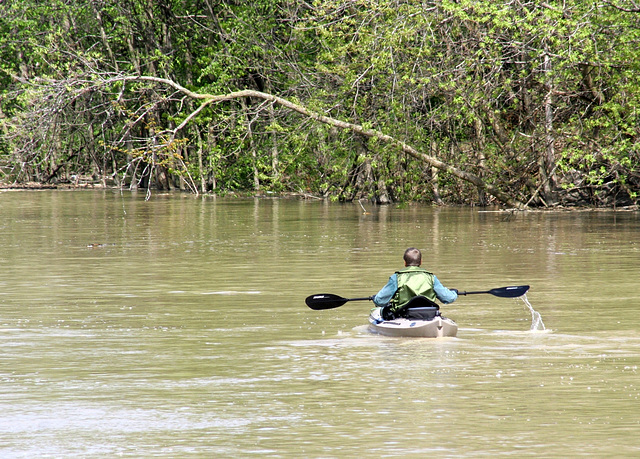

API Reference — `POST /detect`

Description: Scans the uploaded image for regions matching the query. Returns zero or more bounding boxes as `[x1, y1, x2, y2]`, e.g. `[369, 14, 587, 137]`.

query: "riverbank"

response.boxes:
[2, 180, 639, 211]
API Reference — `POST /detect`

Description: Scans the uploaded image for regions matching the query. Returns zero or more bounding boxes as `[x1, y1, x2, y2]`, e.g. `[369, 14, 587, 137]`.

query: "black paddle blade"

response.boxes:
[488, 285, 530, 298]
[305, 293, 348, 310]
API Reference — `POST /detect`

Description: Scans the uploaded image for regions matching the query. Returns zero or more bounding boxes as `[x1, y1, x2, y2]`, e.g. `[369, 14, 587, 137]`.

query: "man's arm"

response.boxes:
[373, 274, 398, 306]
[433, 276, 458, 304]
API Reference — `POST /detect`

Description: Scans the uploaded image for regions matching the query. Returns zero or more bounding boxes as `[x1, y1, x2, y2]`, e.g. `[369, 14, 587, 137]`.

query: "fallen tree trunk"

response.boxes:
[124, 75, 526, 208]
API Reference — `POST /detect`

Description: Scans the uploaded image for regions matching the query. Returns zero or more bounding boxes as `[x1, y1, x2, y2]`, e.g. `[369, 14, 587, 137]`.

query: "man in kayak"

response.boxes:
[372, 247, 457, 318]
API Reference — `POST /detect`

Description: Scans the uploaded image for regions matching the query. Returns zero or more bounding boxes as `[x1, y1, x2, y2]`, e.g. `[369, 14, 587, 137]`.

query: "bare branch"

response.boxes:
[115, 75, 525, 208]
[601, 1, 640, 13]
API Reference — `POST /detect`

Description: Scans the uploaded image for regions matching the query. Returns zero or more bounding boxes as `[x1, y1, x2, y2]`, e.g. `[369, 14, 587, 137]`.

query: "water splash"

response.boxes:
[520, 294, 546, 331]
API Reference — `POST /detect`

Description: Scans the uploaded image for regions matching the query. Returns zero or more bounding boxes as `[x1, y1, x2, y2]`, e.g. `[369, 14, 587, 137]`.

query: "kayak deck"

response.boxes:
[368, 307, 458, 338]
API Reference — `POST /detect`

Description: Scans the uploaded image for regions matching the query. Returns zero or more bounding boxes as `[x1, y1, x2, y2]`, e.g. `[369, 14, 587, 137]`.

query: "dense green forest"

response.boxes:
[1, 1, 639, 208]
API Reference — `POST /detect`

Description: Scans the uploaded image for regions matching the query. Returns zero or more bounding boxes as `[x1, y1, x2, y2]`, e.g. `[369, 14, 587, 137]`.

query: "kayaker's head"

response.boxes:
[403, 247, 422, 266]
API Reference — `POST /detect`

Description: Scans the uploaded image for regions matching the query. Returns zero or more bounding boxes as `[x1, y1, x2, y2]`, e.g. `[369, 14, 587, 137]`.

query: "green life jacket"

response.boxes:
[389, 266, 436, 312]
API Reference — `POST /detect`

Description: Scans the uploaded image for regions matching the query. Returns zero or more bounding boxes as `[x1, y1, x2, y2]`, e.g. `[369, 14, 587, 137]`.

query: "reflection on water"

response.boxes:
[0, 190, 639, 457]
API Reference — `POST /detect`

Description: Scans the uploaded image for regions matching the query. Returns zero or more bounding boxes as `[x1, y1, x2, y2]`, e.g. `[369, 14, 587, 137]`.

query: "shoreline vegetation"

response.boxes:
[1, 181, 638, 213]
[1, 2, 638, 209]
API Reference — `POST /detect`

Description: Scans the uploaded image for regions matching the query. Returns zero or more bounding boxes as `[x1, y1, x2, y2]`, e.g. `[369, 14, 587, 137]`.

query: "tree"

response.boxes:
[1, 0, 638, 207]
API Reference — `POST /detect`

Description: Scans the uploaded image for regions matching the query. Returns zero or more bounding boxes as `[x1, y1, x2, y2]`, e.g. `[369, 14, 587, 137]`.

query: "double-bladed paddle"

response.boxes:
[305, 285, 529, 310]
[456, 285, 530, 298]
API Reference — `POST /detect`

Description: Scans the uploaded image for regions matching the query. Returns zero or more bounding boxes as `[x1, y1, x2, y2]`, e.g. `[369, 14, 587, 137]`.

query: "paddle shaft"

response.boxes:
[306, 285, 528, 310]
[458, 290, 497, 295]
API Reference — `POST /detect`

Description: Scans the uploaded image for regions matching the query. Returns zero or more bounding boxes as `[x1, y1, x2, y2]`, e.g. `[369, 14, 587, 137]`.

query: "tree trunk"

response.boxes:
[208, 124, 217, 191]
[541, 51, 557, 205]
[474, 117, 488, 205]
[240, 98, 260, 191]
[90, 1, 118, 71]
[107, 76, 525, 208]
[195, 126, 206, 193]
[269, 103, 279, 183]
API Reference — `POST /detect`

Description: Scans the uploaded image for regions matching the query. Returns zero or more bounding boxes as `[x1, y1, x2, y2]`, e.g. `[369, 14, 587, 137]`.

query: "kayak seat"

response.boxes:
[383, 296, 441, 321]
[404, 306, 440, 321]
[400, 296, 440, 320]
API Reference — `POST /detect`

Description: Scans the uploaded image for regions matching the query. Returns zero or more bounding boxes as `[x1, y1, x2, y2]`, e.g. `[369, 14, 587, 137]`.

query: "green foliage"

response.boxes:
[0, 0, 638, 206]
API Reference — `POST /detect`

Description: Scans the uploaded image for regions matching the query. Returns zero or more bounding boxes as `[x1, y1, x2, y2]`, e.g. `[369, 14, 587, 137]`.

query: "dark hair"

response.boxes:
[403, 247, 422, 266]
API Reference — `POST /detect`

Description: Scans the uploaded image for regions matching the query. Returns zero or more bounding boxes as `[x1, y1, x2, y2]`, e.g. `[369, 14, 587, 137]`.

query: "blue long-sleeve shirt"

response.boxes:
[373, 273, 457, 307]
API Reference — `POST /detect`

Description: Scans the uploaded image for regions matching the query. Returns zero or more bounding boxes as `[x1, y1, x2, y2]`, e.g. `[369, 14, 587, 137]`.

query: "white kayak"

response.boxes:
[368, 306, 458, 338]
[307, 287, 530, 338]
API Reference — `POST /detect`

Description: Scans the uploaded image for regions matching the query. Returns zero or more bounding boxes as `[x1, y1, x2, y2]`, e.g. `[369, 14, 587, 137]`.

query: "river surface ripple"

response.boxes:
[1, 190, 639, 457]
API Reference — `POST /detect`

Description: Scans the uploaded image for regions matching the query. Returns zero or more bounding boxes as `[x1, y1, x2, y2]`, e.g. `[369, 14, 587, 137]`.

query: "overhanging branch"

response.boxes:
[120, 75, 524, 208]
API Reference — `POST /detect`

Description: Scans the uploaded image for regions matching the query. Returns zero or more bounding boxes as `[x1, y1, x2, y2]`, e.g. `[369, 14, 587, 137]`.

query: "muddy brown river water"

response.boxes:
[1, 190, 639, 457]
